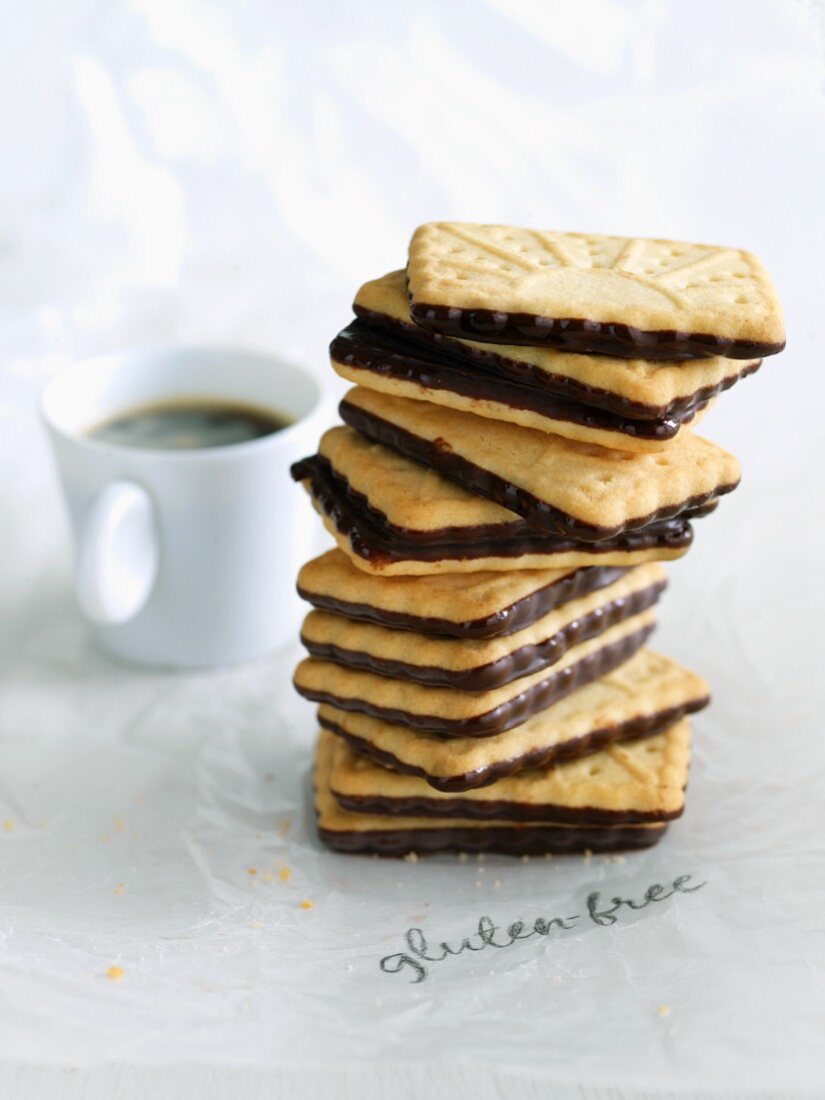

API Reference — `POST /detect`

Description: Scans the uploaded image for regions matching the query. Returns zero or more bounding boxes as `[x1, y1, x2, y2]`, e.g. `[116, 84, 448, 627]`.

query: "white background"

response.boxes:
[1, 1, 824, 1097]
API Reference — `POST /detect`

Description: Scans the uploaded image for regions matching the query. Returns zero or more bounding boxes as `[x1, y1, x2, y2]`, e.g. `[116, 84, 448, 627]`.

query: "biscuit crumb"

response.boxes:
[612, 854, 626, 864]
[583, 849, 593, 863]
[247, 868, 257, 876]
[113, 883, 125, 895]
[544, 853, 553, 860]
[277, 819, 292, 836]
[476, 853, 485, 863]
[114, 816, 124, 833]
[403, 851, 419, 863]
[3, 819, 15, 833]
[458, 852, 468, 863]
[521, 854, 530, 863]
[299, 899, 314, 910]
[106, 965, 124, 981]
[657, 1004, 670, 1017]
[278, 867, 292, 883]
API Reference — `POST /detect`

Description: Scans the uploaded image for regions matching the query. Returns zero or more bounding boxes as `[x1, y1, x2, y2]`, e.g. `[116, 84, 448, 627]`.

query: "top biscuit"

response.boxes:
[407, 222, 785, 360]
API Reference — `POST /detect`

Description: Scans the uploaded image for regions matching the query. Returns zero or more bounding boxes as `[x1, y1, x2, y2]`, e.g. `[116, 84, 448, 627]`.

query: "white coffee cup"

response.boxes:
[41, 345, 329, 667]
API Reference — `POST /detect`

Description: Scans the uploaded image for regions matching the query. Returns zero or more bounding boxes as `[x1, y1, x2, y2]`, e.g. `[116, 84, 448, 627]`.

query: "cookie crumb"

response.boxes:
[458, 852, 468, 863]
[403, 851, 419, 863]
[476, 853, 486, 863]
[544, 853, 553, 860]
[247, 868, 257, 876]
[277, 819, 292, 837]
[278, 867, 292, 883]
[612, 854, 626, 864]
[657, 1004, 670, 1017]
[521, 854, 530, 863]
[113, 883, 125, 895]
[3, 819, 14, 833]
[114, 816, 124, 833]
[106, 965, 124, 981]
[582, 848, 593, 863]
[299, 899, 314, 910]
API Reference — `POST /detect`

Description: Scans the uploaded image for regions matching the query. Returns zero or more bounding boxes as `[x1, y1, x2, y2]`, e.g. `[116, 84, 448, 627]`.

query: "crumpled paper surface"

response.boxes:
[1, 0, 824, 1090]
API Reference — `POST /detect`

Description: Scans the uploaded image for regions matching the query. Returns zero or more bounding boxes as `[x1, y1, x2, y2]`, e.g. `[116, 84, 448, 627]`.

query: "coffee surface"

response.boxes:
[88, 398, 290, 450]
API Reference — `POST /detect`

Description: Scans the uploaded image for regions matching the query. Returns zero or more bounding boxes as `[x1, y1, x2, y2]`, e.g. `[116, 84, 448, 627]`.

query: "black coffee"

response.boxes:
[88, 398, 291, 450]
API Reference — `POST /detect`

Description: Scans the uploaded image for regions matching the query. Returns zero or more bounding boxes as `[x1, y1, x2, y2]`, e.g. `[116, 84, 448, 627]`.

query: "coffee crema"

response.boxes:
[87, 397, 291, 450]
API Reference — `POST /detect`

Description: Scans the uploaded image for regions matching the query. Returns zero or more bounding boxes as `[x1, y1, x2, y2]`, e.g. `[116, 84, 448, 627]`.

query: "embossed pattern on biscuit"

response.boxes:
[407, 223, 785, 359]
[328, 716, 691, 823]
[316, 648, 709, 790]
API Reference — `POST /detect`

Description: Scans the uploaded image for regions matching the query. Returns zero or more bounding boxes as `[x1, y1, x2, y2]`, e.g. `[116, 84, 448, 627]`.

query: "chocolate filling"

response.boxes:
[339, 401, 738, 542]
[301, 580, 665, 690]
[332, 320, 703, 440]
[352, 307, 762, 418]
[317, 820, 666, 857]
[298, 564, 630, 640]
[408, 300, 785, 362]
[320, 695, 708, 791]
[296, 621, 654, 738]
[333, 791, 682, 826]
[290, 454, 695, 567]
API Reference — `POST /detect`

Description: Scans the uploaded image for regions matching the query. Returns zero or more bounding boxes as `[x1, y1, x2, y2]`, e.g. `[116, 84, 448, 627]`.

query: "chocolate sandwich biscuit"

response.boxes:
[292, 428, 696, 576]
[317, 648, 709, 791]
[295, 611, 656, 738]
[339, 388, 741, 542]
[315, 730, 667, 857]
[328, 717, 691, 824]
[352, 271, 762, 418]
[297, 549, 632, 639]
[331, 273, 760, 451]
[301, 563, 666, 690]
[407, 223, 785, 360]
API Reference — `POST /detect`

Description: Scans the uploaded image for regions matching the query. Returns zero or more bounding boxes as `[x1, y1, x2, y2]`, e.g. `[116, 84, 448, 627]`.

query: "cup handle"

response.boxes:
[75, 480, 159, 625]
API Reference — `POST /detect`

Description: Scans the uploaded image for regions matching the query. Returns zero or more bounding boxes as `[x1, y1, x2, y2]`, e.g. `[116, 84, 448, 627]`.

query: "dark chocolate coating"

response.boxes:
[332, 320, 703, 440]
[339, 401, 738, 542]
[301, 579, 665, 690]
[290, 454, 696, 567]
[409, 300, 785, 361]
[333, 791, 682, 826]
[296, 621, 654, 738]
[298, 564, 630, 639]
[320, 695, 709, 791]
[318, 820, 666, 857]
[352, 306, 762, 418]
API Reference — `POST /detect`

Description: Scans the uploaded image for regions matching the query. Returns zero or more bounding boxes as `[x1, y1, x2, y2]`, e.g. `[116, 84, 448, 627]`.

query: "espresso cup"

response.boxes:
[41, 346, 328, 667]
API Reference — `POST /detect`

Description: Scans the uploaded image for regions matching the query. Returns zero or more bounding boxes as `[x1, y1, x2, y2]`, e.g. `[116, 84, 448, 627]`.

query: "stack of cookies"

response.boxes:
[292, 222, 784, 858]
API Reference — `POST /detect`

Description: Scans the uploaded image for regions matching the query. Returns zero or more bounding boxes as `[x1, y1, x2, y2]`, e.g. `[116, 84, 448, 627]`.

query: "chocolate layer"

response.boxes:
[290, 454, 695, 567]
[318, 820, 666, 857]
[298, 564, 629, 639]
[321, 696, 708, 791]
[332, 791, 682, 826]
[332, 320, 702, 440]
[409, 301, 785, 361]
[353, 306, 762, 419]
[339, 401, 738, 541]
[301, 579, 665, 690]
[296, 621, 654, 738]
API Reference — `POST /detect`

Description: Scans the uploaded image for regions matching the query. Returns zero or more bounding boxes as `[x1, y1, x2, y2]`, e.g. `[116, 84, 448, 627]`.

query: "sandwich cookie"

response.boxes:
[406, 223, 785, 360]
[329, 717, 691, 824]
[339, 387, 741, 542]
[292, 427, 697, 575]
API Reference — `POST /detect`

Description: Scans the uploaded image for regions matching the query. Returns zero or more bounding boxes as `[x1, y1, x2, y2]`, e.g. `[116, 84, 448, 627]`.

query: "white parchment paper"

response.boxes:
[1, 0, 823, 1090]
